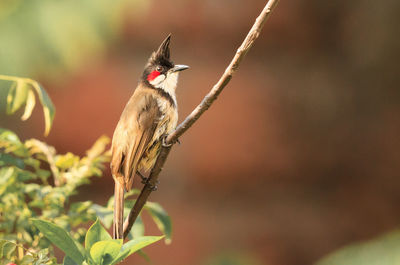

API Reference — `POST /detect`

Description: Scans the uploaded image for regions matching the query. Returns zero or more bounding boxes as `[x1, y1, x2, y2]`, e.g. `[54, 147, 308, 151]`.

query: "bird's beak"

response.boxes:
[171, 64, 190, 72]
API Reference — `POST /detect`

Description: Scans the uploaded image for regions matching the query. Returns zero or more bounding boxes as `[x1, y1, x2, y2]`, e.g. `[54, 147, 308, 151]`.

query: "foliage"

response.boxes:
[32, 219, 163, 265]
[0, 0, 149, 78]
[0, 127, 110, 264]
[91, 190, 172, 244]
[0, 239, 55, 265]
[0, 75, 55, 136]
[315, 230, 400, 265]
[0, 76, 171, 264]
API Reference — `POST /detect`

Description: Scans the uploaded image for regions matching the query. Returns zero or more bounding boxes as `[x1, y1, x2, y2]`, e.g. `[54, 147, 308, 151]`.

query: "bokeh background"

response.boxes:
[1, 0, 400, 264]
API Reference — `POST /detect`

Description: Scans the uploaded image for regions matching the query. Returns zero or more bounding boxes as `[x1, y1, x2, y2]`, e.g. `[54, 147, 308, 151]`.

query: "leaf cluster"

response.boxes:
[0, 129, 110, 264]
[0, 75, 55, 136]
[91, 190, 172, 244]
[33, 219, 163, 265]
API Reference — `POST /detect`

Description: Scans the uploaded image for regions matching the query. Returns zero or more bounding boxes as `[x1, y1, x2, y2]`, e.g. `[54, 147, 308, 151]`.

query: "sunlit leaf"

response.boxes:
[55, 152, 79, 169]
[85, 219, 112, 251]
[1, 241, 16, 259]
[21, 89, 36, 121]
[0, 75, 55, 136]
[25, 139, 59, 179]
[0, 239, 8, 258]
[29, 81, 55, 136]
[6, 80, 28, 114]
[23, 157, 41, 170]
[111, 236, 164, 265]
[0, 167, 17, 194]
[0, 128, 28, 157]
[32, 219, 85, 264]
[86, 135, 110, 159]
[20, 254, 35, 265]
[90, 239, 122, 265]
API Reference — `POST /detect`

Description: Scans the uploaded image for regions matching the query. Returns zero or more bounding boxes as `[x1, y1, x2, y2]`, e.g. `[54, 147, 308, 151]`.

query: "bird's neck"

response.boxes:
[158, 72, 179, 106]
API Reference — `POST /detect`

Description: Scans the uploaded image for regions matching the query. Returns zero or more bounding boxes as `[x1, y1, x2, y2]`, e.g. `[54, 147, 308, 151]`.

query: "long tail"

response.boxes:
[113, 181, 124, 239]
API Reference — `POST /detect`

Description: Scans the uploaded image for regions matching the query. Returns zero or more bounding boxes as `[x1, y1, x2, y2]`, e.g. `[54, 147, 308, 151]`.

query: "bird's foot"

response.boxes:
[162, 134, 181, 147]
[162, 135, 172, 147]
[138, 170, 159, 191]
[146, 180, 160, 191]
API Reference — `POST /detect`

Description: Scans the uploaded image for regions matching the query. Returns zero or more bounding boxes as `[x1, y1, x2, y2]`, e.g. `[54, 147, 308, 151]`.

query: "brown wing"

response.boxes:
[111, 88, 161, 191]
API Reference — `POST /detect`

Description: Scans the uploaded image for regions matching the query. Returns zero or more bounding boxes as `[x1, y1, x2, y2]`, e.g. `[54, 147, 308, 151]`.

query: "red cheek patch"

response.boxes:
[147, 70, 160, 81]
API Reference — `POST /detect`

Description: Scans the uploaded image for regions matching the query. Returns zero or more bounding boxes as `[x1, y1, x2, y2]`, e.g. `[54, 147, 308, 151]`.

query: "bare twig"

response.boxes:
[123, 0, 280, 238]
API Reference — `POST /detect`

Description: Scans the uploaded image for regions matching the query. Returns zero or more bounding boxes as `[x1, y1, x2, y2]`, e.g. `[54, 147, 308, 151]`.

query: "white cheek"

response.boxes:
[150, 74, 166, 87]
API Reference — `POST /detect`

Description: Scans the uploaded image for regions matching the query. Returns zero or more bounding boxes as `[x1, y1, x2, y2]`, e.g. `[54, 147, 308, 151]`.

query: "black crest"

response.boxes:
[147, 34, 174, 68]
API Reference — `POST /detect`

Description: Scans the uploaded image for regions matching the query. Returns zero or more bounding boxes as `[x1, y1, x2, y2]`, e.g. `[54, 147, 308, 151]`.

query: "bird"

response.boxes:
[110, 34, 189, 239]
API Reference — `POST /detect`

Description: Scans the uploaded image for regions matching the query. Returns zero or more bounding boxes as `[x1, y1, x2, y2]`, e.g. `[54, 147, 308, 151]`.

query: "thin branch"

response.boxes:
[123, 0, 280, 238]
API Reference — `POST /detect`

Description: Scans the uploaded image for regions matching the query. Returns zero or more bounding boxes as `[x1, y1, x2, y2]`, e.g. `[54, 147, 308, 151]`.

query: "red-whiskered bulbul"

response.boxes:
[110, 34, 189, 239]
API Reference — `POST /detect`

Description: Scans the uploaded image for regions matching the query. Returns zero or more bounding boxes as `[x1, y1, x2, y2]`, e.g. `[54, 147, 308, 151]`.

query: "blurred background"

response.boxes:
[1, 0, 400, 264]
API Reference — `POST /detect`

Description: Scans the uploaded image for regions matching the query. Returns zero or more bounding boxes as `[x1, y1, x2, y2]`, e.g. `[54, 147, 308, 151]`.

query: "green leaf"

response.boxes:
[111, 236, 164, 265]
[0, 240, 9, 258]
[86, 135, 110, 159]
[0, 153, 24, 168]
[85, 219, 112, 251]
[0, 128, 28, 157]
[21, 254, 35, 265]
[36, 248, 51, 264]
[90, 240, 122, 265]
[0, 75, 55, 136]
[144, 202, 172, 244]
[21, 89, 36, 121]
[55, 152, 79, 169]
[32, 219, 85, 264]
[0, 167, 17, 194]
[30, 81, 55, 136]
[315, 230, 400, 265]
[6, 80, 28, 114]
[63, 256, 79, 265]
[1, 241, 16, 259]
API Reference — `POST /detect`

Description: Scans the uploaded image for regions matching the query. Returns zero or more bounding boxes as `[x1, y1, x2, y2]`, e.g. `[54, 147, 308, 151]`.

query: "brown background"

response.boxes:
[1, 0, 400, 264]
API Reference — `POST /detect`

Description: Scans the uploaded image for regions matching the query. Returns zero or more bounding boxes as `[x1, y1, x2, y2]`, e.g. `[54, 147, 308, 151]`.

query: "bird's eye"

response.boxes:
[156, 66, 163, 72]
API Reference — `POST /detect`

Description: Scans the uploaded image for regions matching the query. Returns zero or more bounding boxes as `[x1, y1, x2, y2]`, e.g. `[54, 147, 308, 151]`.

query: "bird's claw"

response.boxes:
[162, 135, 172, 147]
[146, 180, 160, 191]
[141, 178, 149, 185]
[138, 170, 159, 191]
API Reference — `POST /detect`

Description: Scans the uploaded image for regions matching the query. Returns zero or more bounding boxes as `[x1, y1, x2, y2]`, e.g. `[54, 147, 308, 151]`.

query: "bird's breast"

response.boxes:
[156, 96, 178, 133]
[139, 98, 178, 171]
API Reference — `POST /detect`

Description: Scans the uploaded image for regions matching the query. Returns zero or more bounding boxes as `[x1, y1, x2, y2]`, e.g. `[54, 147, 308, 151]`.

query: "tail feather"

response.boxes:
[113, 181, 124, 239]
